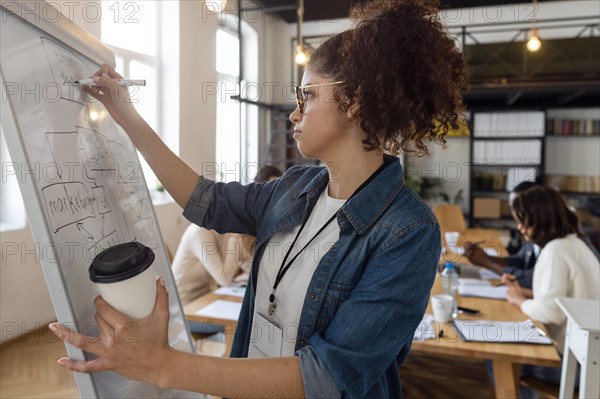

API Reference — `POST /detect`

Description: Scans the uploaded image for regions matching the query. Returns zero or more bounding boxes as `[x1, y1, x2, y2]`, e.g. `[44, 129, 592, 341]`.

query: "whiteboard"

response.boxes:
[0, 2, 202, 398]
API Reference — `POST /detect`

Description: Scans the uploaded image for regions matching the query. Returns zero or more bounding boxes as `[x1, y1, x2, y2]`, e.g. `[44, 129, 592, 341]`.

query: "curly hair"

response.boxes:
[308, 0, 468, 156]
[511, 186, 583, 248]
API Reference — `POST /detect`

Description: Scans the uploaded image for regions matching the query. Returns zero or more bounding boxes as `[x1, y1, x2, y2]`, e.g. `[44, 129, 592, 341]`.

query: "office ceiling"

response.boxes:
[255, 0, 598, 107]
[258, 0, 560, 23]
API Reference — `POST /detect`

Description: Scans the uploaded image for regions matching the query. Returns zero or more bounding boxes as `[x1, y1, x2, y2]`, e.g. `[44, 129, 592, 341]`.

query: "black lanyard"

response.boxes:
[267, 161, 388, 316]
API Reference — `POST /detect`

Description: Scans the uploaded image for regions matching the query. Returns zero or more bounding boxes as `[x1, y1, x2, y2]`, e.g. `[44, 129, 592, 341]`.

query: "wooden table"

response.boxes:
[411, 277, 561, 399]
[184, 292, 243, 356]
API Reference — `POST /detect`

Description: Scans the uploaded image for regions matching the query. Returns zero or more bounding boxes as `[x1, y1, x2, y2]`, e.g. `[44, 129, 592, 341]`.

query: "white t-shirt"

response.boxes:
[249, 188, 346, 358]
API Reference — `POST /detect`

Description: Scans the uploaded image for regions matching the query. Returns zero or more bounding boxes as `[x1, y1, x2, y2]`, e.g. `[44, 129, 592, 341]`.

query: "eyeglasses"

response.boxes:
[294, 81, 345, 113]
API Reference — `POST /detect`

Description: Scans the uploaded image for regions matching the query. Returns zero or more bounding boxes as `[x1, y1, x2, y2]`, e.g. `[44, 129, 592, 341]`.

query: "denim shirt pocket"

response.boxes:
[316, 282, 354, 332]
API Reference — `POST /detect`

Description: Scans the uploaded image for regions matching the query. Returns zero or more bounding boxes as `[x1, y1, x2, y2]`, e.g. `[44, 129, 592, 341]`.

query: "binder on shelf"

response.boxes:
[474, 111, 545, 137]
[473, 140, 542, 165]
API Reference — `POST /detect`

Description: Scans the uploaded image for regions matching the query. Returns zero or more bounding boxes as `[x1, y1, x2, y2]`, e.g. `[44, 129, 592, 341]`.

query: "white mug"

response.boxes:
[444, 231, 460, 247]
[431, 294, 455, 323]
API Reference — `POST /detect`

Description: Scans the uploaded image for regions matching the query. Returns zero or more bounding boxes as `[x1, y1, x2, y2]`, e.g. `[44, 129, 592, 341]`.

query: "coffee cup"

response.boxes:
[431, 294, 455, 323]
[89, 241, 157, 319]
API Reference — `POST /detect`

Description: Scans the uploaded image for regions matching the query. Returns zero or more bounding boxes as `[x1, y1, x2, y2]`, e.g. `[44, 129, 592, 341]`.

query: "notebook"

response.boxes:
[458, 278, 508, 299]
[453, 319, 553, 344]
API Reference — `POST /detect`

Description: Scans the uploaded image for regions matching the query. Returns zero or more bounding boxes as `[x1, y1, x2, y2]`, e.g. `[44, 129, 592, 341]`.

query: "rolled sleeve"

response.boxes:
[182, 176, 274, 236]
[182, 176, 215, 226]
[297, 345, 341, 399]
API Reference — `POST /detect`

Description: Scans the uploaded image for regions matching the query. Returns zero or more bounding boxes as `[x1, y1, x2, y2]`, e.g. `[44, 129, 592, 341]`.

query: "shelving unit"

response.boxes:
[468, 110, 546, 227]
[545, 108, 600, 212]
[466, 107, 600, 230]
[266, 106, 318, 170]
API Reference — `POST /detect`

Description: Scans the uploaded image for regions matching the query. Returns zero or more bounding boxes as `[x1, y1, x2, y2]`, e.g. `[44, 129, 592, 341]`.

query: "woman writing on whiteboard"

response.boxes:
[50, 0, 467, 397]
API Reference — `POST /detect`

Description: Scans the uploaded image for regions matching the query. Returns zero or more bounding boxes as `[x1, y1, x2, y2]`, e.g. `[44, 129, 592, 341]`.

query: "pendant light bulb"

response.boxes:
[295, 44, 309, 66]
[527, 29, 541, 52]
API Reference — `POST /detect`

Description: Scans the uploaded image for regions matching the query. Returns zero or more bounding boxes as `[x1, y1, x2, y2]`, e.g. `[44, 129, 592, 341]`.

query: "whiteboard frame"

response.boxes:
[0, 2, 195, 398]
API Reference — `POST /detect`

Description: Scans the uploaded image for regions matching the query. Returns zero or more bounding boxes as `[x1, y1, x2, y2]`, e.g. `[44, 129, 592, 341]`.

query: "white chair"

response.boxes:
[555, 297, 600, 399]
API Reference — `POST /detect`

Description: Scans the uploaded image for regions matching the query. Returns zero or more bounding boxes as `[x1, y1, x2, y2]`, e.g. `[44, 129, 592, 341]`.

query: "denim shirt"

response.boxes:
[183, 155, 440, 399]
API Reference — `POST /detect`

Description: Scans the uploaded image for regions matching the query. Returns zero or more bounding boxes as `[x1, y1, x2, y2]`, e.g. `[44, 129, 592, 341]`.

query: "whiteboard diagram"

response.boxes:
[1, 3, 201, 398]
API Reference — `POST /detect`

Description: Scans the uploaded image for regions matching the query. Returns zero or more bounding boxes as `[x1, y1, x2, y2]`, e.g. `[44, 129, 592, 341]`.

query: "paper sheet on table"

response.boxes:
[459, 278, 491, 286]
[413, 314, 436, 341]
[195, 300, 242, 320]
[214, 286, 246, 298]
[453, 319, 553, 344]
[458, 279, 507, 299]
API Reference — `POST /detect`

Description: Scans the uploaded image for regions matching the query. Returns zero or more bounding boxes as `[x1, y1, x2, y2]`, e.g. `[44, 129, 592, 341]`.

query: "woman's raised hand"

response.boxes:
[84, 64, 142, 127]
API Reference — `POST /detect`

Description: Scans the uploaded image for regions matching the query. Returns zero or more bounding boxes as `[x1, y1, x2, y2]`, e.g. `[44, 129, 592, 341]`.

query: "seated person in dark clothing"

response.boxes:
[465, 181, 538, 290]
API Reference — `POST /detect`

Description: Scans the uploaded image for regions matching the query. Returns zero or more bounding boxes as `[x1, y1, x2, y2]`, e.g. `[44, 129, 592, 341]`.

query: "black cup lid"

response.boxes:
[89, 242, 155, 284]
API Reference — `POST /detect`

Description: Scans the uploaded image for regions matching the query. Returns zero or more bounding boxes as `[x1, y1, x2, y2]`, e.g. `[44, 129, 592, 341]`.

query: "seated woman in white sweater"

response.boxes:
[504, 186, 600, 348]
[503, 186, 599, 397]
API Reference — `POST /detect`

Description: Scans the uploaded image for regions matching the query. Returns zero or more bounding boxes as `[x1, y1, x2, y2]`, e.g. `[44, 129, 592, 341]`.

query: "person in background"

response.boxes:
[172, 165, 282, 306]
[465, 181, 539, 290]
[504, 186, 600, 397]
[172, 227, 254, 306]
[50, 0, 467, 397]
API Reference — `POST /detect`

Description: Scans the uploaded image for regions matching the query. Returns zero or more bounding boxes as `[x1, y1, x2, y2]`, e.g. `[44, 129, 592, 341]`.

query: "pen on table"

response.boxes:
[64, 79, 146, 87]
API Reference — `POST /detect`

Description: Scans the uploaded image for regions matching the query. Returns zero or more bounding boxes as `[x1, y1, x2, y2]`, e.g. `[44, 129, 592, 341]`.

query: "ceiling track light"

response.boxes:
[295, 0, 309, 66]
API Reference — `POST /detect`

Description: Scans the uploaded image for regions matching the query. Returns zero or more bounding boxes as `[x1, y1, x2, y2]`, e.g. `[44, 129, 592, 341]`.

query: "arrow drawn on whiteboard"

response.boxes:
[125, 200, 144, 219]
[101, 214, 106, 237]
[76, 222, 94, 240]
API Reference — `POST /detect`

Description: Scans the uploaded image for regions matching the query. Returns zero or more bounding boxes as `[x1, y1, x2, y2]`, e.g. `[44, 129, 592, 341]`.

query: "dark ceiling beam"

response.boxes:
[506, 91, 522, 106]
[557, 90, 587, 105]
[258, 0, 562, 23]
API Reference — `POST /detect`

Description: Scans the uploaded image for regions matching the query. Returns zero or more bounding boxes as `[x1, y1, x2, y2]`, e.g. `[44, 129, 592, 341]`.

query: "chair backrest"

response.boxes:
[433, 204, 467, 233]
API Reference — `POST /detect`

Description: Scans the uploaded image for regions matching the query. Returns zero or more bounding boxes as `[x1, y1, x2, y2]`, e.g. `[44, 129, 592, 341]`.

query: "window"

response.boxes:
[0, 2, 179, 232]
[0, 129, 26, 231]
[101, 1, 179, 197]
[215, 22, 258, 183]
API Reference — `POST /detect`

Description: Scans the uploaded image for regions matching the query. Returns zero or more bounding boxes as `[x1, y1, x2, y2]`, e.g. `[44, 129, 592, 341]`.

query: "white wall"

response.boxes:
[405, 138, 472, 213]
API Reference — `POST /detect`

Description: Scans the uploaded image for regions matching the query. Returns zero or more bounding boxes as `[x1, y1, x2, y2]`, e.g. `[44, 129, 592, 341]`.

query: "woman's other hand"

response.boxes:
[49, 278, 172, 386]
